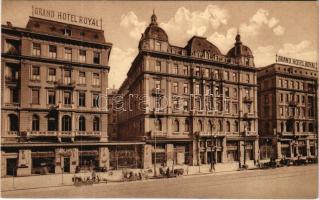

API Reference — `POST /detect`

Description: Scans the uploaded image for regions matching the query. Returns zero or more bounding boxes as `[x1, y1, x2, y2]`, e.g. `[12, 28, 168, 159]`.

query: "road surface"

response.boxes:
[2, 165, 318, 198]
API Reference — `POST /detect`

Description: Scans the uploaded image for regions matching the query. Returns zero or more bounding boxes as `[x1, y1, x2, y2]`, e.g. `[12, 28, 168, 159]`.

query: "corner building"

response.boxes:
[1, 17, 112, 176]
[258, 63, 318, 160]
[117, 13, 259, 170]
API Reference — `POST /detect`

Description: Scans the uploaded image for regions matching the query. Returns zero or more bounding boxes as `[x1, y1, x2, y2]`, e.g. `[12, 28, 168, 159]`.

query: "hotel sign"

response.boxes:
[32, 6, 102, 29]
[276, 55, 317, 69]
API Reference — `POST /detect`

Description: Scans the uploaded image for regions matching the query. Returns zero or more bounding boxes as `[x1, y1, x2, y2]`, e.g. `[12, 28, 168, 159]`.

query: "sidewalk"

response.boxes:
[1, 162, 257, 192]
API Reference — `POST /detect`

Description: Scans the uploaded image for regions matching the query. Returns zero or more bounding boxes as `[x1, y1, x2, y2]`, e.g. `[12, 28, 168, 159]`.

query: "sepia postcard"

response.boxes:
[0, 0, 318, 198]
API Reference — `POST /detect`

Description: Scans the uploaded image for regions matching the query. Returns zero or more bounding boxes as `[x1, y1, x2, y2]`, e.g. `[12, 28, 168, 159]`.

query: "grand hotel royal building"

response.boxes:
[1, 16, 112, 176]
[117, 13, 259, 170]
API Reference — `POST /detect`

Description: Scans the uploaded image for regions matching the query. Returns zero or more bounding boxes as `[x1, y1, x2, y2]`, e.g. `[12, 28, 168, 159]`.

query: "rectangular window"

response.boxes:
[64, 48, 72, 60]
[93, 52, 100, 64]
[92, 73, 100, 86]
[204, 68, 209, 77]
[93, 93, 99, 107]
[195, 67, 200, 76]
[32, 43, 41, 56]
[155, 61, 161, 72]
[64, 91, 71, 105]
[155, 80, 161, 89]
[79, 71, 86, 84]
[195, 84, 200, 95]
[31, 66, 40, 80]
[279, 79, 283, 87]
[183, 66, 188, 75]
[48, 68, 56, 82]
[48, 91, 56, 105]
[49, 45, 57, 59]
[224, 87, 229, 98]
[79, 50, 86, 63]
[224, 71, 229, 80]
[214, 70, 219, 79]
[155, 41, 161, 51]
[32, 89, 40, 104]
[232, 73, 237, 81]
[79, 92, 86, 107]
[280, 93, 283, 102]
[246, 74, 250, 83]
[11, 89, 19, 103]
[172, 82, 178, 93]
[183, 83, 188, 94]
[233, 88, 237, 99]
[64, 70, 71, 84]
[172, 64, 178, 74]
[233, 103, 238, 114]
[280, 107, 284, 116]
[183, 100, 189, 111]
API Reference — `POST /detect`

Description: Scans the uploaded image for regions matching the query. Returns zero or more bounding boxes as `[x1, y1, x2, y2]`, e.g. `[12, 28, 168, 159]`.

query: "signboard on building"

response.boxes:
[276, 55, 318, 69]
[32, 6, 102, 29]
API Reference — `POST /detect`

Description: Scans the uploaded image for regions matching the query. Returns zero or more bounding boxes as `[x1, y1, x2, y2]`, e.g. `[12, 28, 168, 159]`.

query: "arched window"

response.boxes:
[208, 120, 213, 133]
[185, 119, 190, 132]
[198, 120, 203, 132]
[32, 115, 40, 131]
[226, 121, 230, 132]
[218, 120, 223, 132]
[8, 114, 18, 131]
[173, 119, 179, 132]
[93, 116, 100, 131]
[234, 121, 239, 132]
[309, 123, 314, 132]
[155, 119, 162, 131]
[79, 116, 86, 131]
[62, 115, 72, 131]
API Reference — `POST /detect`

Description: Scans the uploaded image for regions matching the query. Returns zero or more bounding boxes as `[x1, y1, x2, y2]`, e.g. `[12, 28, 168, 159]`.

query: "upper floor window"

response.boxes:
[246, 74, 250, 83]
[195, 84, 200, 95]
[32, 115, 40, 131]
[232, 72, 237, 81]
[64, 29, 72, 36]
[48, 90, 56, 105]
[204, 68, 209, 77]
[64, 70, 71, 84]
[31, 66, 40, 80]
[32, 43, 41, 56]
[64, 91, 72, 105]
[195, 67, 200, 76]
[92, 93, 99, 107]
[155, 80, 161, 89]
[171, 82, 178, 93]
[79, 92, 86, 107]
[64, 48, 72, 60]
[183, 83, 188, 94]
[92, 73, 100, 86]
[172, 64, 178, 74]
[93, 52, 100, 64]
[279, 79, 283, 87]
[49, 45, 57, 59]
[32, 89, 40, 104]
[48, 68, 56, 82]
[183, 65, 188, 75]
[155, 61, 161, 72]
[79, 50, 86, 63]
[79, 71, 86, 85]
[224, 71, 230, 80]
[224, 87, 229, 98]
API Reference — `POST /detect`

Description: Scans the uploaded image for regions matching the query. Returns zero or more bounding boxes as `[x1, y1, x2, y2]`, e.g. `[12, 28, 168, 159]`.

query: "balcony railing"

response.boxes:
[75, 131, 102, 137]
[245, 131, 257, 136]
[29, 131, 58, 137]
[151, 88, 165, 96]
[55, 79, 76, 89]
[6, 131, 19, 137]
[150, 131, 167, 138]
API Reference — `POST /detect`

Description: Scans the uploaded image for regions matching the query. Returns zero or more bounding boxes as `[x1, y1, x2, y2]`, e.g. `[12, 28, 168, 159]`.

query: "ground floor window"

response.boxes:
[31, 157, 55, 175]
[152, 152, 166, 166]
[6, 158, 17, 176]
[281, 146, 290, 157]
[227, 150, 238, 162]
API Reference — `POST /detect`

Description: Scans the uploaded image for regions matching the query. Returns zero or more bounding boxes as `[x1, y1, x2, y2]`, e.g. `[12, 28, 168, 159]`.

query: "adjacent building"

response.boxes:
[257, 61, 318, 160]
[117, 13, 259, 170]
[1, 17, 112, 176]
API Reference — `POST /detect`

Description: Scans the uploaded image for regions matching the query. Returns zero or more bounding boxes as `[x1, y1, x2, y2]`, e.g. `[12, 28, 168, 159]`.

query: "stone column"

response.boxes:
[295, 141, 299, 157]
[99, 147, 110, 170]
[239, 141, 245, 165]
[55, 148, 63, 174]
[143, 144, 152, 169]
[289, 141, 293, 158]
[189, 141, 199, 166]
[1, 151, 7, 177]
[254, 139, 259, 162]
[166, 144, 174, 168]
[221, 137, 227, 163]
[70, 148, 79, 173]
[17, 149, 32, 177]
[276, 141, 282, 159]
[305, 139, 310, 157]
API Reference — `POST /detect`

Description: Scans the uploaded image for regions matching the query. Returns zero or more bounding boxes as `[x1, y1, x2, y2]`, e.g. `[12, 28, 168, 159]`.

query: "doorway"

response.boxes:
[63, 157, 70, 173]
[6, 158, 17, 176]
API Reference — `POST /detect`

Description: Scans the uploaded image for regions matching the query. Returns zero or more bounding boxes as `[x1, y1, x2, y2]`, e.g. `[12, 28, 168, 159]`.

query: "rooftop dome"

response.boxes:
[140, 11, 168, 42]
[185, 36, 222, 56]
[227, 33, 253, 58]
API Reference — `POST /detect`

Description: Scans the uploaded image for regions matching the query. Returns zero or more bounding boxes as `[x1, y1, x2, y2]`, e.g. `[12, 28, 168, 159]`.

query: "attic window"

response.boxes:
[64, 29, 72, 36]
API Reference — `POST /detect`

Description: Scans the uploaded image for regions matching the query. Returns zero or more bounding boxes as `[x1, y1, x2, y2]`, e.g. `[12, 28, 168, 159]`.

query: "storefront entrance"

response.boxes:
[6, 158, 17, 176]
[63, 157, 70, 173]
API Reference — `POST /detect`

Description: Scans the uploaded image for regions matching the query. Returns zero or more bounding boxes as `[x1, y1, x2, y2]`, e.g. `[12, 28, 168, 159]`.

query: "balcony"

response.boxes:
[243, 96, 253, 103]
[4, 102, 20, 107]
[151, 88, 165, 96]
[150, 131, 167, 138]
[55, 79, 76, 89]
[75, 131, 102, 137]
[28, 131, 58, 137]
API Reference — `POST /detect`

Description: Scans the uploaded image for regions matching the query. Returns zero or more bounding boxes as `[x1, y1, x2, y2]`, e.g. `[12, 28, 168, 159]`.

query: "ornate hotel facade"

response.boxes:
[1, 17, 112, 176]
[257, 62, 318, 160]
[117, 13, 259, 169]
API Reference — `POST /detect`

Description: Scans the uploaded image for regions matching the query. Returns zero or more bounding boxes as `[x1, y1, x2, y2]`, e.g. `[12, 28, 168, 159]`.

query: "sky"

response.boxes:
[2, 1, 318, 88]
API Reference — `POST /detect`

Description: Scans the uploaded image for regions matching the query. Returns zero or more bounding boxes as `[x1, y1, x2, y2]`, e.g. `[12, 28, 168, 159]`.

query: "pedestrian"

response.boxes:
[166, 167, 170, 178]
